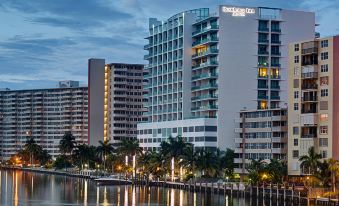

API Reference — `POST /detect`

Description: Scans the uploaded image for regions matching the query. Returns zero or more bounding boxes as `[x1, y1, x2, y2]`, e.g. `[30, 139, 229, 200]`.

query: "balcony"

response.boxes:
[301, 134, 317, 138]
[191, 83, 218, 91]
[271, 40, 281, 45]
[192, 72, 218, 80]
[144, 44, 152, 49]
[191, 94, 218, 101]
[191, 105, 218, 111]
[258, 95, 268, 100]
[144, 54, 152, 59]
[192, 61, 218, 70]
[258, 62, 269, 67]
[271, 52, 281, 56]
[301, 84, 318, 90]
[258, 75, 268, 79]
[271, 62, 281, 67]
[271, 75, 281, 79]
[192, 37, 219, 47]
[258, 84, 268, 89]
[192, 25, 219, 36]
[258, 51, 269, 56]
[302, 47, 318, 55]
[192, 49, 219, 59]
[270, 85, 280, 89]
[271, 28, 281, 33]
[301, 72, 318, 79]
[258, 27, 269, 32]
[302, 96, 317, 102]
[300, 114, 318, 126]
[258, 39, 269, 44]
[271, 96, 280, 100]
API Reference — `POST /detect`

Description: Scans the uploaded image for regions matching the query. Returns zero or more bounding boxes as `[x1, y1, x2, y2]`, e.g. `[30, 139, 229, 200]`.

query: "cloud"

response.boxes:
[0, 0, 132, 30]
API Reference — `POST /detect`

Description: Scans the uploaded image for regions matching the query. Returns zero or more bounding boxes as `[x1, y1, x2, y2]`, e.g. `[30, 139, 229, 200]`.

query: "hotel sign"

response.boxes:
[222, 7, 255, 16]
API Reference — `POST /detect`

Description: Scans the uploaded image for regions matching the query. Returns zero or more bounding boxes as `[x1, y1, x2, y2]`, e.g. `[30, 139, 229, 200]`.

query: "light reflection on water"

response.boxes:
[0, 169, 292, 206]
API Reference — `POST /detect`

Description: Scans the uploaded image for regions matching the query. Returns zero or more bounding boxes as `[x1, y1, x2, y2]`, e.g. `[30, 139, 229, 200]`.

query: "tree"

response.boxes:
[54, 155, 72, 169]
[37, 149, 52, 166]
[266, 159, 287, 183]
[195, 150, 219, 178]
[247, 159, 267, 184]
[73, 144, 97, 169]
[119, 139, 142, 157]
[59, 132, 76, 156]
[180, 145, 196, 178]
[315, 160, 331, 187]
[97, 140, 114, 170]
[299, 146, 322, 175]
[220, 148, 235, 178]
[24, 137, 41, 166]
[328, 159, 339, 193]
[160, 136, 193, 181]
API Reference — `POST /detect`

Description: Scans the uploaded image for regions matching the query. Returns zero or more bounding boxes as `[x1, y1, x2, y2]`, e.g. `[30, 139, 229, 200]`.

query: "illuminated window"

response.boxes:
[320, 114, 328, 121]
[259, 101, 267, 109]
[258, 68, 268, 77]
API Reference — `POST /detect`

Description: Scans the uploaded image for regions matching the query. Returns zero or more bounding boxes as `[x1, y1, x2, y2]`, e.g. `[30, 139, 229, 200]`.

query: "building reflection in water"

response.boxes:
[0, 169, 290, 206]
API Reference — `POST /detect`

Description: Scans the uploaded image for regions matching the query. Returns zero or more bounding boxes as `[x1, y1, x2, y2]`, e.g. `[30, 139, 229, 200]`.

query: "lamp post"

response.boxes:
[171, 157, 175, 182]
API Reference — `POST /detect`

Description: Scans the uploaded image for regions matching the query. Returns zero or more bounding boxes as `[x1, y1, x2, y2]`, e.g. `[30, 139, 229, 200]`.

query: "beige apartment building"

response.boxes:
[288, 35, 339, 175]
[234, 108, 288, 175]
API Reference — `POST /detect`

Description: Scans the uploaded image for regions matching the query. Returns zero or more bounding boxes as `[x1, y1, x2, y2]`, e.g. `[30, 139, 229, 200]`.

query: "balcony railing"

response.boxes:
[192, 49, 219, 58]
[258, 39, 269, 44]
[192, 37, 219, 47]
[192, 25, 219, 36]
[258, 95, 268, 100]
[271, 63, 281, 67]
[271, 75, 281, 79]
[192, 72, 218, 80]
[302, 96, 317, 102]
[191, 83, 218, 91]
[258, 27, 269, 32]
[271, 40, 281, 44]
[258, 51, 269, 55]
[301, 72, 318, 79]
[258, 84, 268, 89]
[301, 134, 317, 138]
[271, 96, 280, 100]
[271, 85, 280, 89]
[302, 84, 318, 90]
[192, 61, 218, 70]
[302, 47, 318, 55]
[271, 28, 281, 32]
[191, 94, 218, 101]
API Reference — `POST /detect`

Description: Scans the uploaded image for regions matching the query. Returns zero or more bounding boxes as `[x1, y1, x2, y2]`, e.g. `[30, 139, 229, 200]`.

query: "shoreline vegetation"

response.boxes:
[1, 132, 339, 203]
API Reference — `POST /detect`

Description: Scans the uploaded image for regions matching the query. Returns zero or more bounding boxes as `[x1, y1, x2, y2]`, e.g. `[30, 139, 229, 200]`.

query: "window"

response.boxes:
[294, 91, 299, 99]
[294, 103, 299, 111]
[321, 52, 328, 60]
[321, 64, 328, 72]
[319, 138, 328, 147]
[294, 44, 299, 51]
[205, 126, 217, 131]
[320, 77, 329, 86]
[321, 40, 328, 48]
[293, 150, 299, 159]
[293, 127, 299, 135]
[320, 114, 329, 121]
[321, 150, 327, 158]
[321, 89, 328, 97]
[294, 67, 299, 77]
[294, 139, 298, 146]
[320, 126, 328, 134]
[294, 56, 299, 63]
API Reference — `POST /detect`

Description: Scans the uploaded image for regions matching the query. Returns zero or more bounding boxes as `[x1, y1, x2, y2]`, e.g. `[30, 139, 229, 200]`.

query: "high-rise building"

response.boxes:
[138, 5, 315, 151]
[288, 36, 339, 176]
[234, 108, 288, 175]
[0, 81, 88, 160]
[88, 59, 148, 146]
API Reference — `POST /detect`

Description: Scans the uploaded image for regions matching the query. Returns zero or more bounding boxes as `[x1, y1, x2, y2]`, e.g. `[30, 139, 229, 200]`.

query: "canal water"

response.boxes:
[0, 169, 298, 205]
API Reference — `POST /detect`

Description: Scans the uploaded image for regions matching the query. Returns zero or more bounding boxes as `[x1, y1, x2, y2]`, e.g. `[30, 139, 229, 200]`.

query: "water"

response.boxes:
[0, 169, 293, 206]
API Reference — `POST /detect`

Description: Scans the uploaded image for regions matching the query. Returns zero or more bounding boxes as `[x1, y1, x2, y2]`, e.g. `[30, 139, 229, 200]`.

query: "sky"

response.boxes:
[0, 0, 338, 90]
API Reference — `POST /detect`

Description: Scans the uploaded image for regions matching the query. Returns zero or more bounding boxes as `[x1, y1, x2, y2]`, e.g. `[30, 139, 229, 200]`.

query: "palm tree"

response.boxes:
[73, 144, 97, 169]
[315, 160, 331, 187]
[299, 146, 322, 175]
[247, 159, 267, 184]
[118, 139, 142, 178]
[24, 137, 41, 166]
[266, 159, 287, 183]
[220, 148, 235, 179]
[59, 132, 76, 156]
[195, 150, 220, 178]
[180, 145, 196, 177]
[160, 136, 193, 181]
[328, 158, 339, 192]
[97, 140, 114, 171]
[37, 149, 52, 166]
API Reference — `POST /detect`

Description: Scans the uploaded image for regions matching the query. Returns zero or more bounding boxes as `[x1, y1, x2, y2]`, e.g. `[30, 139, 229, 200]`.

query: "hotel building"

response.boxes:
[0, 81, 88, 160]
[88, 59, 148, 146]
[234, 108, 288, 175]
[288, 36, 339, 175]
[138, 5, 315, 151]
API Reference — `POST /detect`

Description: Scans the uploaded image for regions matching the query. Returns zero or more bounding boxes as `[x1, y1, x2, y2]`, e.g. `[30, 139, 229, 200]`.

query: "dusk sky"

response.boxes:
[0, 0, 338, 89]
